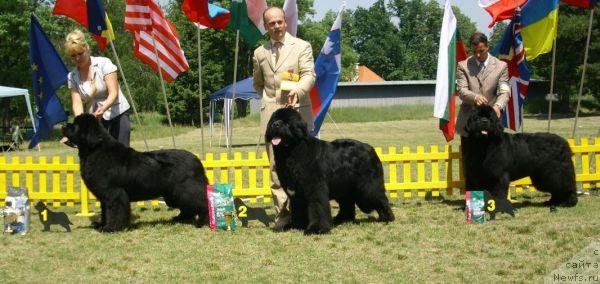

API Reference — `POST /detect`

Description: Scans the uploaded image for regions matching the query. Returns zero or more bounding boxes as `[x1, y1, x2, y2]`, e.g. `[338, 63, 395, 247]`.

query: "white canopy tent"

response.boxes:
[0, 86, 37, 133]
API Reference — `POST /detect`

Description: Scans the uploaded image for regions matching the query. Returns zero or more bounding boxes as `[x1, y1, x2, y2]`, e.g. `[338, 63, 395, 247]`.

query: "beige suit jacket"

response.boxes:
[456, 54, 510, 137]
[253, 32, 316, 135]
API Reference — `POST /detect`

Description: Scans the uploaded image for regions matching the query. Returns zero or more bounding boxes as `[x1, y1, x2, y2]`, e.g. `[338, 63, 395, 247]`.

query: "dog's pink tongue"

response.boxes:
[60, 137, 69, 144]
[271, 137, 282, 146]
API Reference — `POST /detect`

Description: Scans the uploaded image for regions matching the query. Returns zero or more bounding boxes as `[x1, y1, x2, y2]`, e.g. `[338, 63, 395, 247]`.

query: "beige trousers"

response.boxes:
[266, 142, 291, 227]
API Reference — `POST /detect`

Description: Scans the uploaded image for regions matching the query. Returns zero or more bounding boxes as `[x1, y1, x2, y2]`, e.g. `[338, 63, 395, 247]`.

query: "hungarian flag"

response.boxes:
[182, 0, 231, 29]
[309, 5, 343, 135]
[124, 0, 189, 83]
[228, 0, 267, 46]
[561, 0, 597, 8]
[492, 9, 531, 131]
[283, 0, 298, 36]
[52, 0, 115, 52]
[478, 0, 528, 28]
[433, 1, 467, 142]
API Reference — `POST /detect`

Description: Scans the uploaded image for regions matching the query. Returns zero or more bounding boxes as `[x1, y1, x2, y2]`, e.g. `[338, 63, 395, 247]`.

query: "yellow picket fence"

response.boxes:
[1, 138, 598, 216]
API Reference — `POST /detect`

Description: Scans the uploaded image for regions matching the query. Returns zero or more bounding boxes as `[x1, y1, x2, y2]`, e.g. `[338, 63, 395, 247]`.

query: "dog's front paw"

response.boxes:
[98, 224, 126, 233]
[304, 223, 331, 235]
[91, 221, 104, 230]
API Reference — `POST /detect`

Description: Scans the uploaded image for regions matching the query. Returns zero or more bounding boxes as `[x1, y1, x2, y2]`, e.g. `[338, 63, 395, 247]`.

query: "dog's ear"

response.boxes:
[76, 115, 105, 148]
[290, 112, 309, 139]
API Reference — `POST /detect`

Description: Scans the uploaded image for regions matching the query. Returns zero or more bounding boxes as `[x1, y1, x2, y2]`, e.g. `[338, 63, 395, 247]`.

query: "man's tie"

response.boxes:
[274, 42, 281, 64]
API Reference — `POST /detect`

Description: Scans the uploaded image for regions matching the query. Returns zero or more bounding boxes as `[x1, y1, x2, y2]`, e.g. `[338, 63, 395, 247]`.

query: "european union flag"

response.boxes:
[29, 14, 68, 149]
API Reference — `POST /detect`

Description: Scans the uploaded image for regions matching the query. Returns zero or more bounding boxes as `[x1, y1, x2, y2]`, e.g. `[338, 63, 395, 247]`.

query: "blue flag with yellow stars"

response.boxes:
[29, 14, 68, 149]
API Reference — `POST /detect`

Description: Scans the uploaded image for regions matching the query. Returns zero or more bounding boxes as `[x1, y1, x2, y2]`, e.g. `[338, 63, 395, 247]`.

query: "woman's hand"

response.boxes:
[93, 103, 107, 118]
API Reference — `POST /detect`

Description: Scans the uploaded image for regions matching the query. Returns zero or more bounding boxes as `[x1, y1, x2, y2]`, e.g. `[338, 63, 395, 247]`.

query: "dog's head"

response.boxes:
[61, 114, 109, 149]
[34, 201, 45, 212]
[465, 105, 504, 139]
[233, 198, 244, 208]
[265, 108, 309, 148]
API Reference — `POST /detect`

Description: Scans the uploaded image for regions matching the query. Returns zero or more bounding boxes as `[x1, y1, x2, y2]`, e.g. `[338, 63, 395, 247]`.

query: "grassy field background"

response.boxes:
[1, 105, 599, 282]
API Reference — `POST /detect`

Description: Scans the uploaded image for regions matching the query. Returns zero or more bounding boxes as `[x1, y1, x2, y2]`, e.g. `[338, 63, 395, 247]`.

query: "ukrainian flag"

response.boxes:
[520, 0, 559, 60]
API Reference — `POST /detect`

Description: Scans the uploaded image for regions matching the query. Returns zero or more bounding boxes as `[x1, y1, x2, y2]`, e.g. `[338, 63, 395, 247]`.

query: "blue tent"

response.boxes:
[209, 77, 259, 100]
[209, 77, 260, 147]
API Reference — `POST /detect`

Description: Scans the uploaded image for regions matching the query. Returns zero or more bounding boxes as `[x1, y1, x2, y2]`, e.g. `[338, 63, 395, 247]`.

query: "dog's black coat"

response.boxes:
[35, 201, 73, 232]
[233, 198, 271, 227]
[462, 105, 577, 207]
[62, 114, 209, 232]
[265, 108, 394, 234]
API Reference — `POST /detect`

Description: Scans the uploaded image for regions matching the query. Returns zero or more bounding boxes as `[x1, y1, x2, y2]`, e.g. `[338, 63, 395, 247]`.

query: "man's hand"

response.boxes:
[492, 104, 502, 118]
[286, 90, 299, 107]
[475, 94, 488, 106]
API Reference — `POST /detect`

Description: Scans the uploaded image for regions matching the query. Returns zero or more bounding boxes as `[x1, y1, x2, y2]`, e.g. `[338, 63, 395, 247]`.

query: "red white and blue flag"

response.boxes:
[478, 0, 528, 28]
[491, 9, 531, 131]
[124, 0, 189, 83]
[182, 0, 231, 29]
[309, 5, 343, 135]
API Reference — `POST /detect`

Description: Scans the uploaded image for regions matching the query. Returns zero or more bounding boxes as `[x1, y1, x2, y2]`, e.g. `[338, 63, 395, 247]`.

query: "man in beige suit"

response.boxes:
[252, 7, 315, 230]
[456, 32, 511, 191]
[456, 32, 511, 137]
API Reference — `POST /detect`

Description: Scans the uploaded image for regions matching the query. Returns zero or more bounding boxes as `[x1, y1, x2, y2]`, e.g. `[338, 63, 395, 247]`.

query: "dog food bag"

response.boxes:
[2, 186, 31, 234]
[207, 183, 238, 231]
[465, 191, 485, 224]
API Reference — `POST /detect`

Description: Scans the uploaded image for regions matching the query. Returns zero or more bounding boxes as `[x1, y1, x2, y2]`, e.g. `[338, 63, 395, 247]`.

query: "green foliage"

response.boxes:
[344, 0, 477, 81]
[527, 5, 599, 112]
[3, 0, 595, 126]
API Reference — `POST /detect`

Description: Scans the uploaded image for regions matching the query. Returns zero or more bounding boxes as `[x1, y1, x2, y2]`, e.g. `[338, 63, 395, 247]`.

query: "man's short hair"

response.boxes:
[263, 7, 286, 23]
[469, 32, 488, 46]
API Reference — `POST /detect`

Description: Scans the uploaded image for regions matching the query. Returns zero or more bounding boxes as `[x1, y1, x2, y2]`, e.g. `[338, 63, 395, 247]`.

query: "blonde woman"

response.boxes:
[64, 29, 131, 146]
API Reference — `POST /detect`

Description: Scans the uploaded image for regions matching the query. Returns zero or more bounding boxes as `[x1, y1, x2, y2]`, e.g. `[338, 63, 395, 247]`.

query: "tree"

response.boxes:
[348, 0, 399, 80]
[527, 5, 599, 112]
[0, 0, 75, 127]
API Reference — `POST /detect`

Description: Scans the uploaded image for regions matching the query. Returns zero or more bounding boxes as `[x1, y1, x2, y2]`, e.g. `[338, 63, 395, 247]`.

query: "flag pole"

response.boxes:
[546, 38, 557, 132]
[197, 25, 205, 155]
[150, 33, 177, 148]
[228, 29, 240, 153]
[515, 0, 524, 133]
[572, 8, 594, 139]
[107, 35, 149, 151]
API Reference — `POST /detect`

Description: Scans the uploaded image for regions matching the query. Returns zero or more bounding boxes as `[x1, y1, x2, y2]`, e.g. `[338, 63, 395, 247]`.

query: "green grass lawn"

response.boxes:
[1, 105, 599, 282]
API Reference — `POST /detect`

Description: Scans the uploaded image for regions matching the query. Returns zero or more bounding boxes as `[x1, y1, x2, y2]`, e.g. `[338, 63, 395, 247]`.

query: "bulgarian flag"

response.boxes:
[228, 0, 267, 46]
[433, 1, 467, 142]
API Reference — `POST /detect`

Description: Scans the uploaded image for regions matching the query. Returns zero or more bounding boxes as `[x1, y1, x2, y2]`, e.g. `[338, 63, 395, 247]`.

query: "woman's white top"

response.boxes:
[67, 56, 130, 120]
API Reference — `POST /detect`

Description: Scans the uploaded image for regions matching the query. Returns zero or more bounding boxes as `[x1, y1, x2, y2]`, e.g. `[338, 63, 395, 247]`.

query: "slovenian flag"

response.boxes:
[309, 5, 344, 136]
[433, 1, 467, 142]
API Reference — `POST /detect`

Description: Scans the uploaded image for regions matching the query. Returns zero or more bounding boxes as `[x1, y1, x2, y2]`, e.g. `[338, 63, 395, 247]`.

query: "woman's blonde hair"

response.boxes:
[65, 29, 97, 97]
[64, 29, 89, 55]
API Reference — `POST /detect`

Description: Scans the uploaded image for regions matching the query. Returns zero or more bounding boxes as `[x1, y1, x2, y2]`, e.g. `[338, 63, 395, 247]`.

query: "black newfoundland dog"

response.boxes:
[266, 108, 395, 234]
[62, 114, 209, 232]
[462, 105, 577, 207]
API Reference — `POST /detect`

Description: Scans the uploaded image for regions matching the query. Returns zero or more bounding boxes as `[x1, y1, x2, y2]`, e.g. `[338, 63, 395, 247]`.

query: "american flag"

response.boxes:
[492, 9, 531, 131]
[124, 0, 189, 82]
